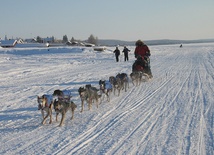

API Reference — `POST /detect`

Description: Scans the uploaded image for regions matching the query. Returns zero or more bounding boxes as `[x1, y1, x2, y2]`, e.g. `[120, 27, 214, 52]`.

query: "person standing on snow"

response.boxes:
[113, 47, 120, 62]
[122, 46, 130, 61]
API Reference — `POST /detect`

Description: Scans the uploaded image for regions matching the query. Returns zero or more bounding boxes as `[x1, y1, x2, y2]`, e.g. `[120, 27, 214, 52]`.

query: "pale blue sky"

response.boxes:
[1, 0, 214, 41]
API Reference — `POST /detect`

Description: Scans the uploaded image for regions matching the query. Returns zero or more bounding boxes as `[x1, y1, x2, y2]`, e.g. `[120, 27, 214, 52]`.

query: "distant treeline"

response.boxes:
[97, 39, 214, 46]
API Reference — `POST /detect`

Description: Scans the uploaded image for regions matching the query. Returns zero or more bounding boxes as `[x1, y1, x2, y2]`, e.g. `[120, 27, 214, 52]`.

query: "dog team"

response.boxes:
[37, 71, 149, 127]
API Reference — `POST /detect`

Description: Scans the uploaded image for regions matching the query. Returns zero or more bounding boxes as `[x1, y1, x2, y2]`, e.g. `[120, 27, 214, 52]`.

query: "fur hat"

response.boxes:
[135, 40, 144, 46]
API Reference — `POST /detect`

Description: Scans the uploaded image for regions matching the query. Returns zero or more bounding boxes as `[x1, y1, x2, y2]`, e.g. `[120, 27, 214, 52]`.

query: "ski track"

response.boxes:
[0, 44, 213, 155]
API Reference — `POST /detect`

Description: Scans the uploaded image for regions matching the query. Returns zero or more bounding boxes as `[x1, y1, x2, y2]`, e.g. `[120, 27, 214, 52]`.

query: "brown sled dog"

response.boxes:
[78, 84, 100, 112]
[53, 99, 77, 127]
[37, 94, 54, 125]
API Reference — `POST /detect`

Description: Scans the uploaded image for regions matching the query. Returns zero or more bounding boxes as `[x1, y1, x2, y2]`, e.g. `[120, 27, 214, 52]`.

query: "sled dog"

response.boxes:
[53, 99, 77, 127]
[116, 73, 129, 92]
[53, 89, 72, 102]
[78, 84, 100, 112]
[37, 94, 54, 124]
[99, 80, 112, 102]
[109, 76, 122, 96]
[130, 71, 143, 86]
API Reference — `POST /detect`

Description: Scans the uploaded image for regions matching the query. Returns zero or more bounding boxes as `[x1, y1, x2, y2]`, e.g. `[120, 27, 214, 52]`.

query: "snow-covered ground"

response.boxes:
[0, 43, 213, 155]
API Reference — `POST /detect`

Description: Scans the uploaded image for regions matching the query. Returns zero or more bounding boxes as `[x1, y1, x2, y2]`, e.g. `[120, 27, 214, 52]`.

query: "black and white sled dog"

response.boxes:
[53, 89, 72, 102]
[109, 76, 122, 96]
[116, 73, 129, 92]
[37, 94, 54, 125]
[130, 71, 143, 86]
[53, 99, 77, 127]
[78, 84, 101, 112]
[99, 80, 112, 102]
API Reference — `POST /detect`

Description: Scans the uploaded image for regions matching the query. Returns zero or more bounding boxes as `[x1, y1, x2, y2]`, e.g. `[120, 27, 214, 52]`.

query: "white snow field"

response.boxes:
[0, 43, 213, 155]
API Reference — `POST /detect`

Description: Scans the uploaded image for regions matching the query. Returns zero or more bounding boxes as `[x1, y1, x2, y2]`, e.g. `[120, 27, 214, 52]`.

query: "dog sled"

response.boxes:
[132, 56, 153, 81]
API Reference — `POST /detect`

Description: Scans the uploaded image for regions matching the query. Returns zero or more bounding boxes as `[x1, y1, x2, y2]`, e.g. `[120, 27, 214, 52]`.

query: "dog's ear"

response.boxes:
[86, 84, 91, 88]
[99, 80, 102, 85]
[53, 89, 60, 95]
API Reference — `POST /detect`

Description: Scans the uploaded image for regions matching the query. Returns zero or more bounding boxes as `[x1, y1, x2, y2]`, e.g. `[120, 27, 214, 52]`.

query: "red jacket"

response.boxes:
[134, 45, 150, 58]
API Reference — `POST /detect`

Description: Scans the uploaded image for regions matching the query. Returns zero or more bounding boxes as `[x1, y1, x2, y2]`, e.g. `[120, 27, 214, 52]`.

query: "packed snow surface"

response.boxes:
[0, 43, 213, 155]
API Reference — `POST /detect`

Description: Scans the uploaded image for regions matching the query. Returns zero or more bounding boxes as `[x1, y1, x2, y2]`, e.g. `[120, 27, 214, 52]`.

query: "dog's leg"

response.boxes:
[135, 78, 137, 86]
[49, 108, 52, 124]
[107, 91, 110, 102]
[125, 82, 127, 92]
[99, 93, 102, 105]
[131, 78, 135, 86]
[59, 113, 65, 127]
[80, 99, 84, 113]
[71, 108, 75, 120]
[96, 98, 99, 108]
[48, 104, 53, 124]
[88, 98, 92, 110]
[113, 87, 116, 95]
[106, 90, 111, 102]
[42, 111, 49, 125]
[140, 76, 142, 85]
[71, 109, 74, 120]
[128, 79, 130, 88]
[56, 112, 59, 122]
[41, 110, 45, 119]
[71, 102, 76, 120]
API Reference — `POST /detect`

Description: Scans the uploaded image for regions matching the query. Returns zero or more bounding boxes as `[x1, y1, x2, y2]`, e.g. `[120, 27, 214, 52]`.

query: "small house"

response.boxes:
[0, 39, 17, 48]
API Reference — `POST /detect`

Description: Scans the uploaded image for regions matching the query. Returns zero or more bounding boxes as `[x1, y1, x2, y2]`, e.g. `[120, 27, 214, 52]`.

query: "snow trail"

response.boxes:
[0, 43, 213, 155]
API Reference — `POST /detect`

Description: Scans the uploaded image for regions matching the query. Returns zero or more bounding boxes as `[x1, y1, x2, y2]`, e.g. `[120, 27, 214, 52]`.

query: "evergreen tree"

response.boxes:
[88, 34, 98, 45]
[71, 37, 75, 42]
[36, 36, 42, 43]
[63, 35, 68, 43]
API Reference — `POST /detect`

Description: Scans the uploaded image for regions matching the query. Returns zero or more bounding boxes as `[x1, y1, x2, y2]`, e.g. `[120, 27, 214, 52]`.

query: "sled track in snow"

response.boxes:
[108, 68, 194, 154]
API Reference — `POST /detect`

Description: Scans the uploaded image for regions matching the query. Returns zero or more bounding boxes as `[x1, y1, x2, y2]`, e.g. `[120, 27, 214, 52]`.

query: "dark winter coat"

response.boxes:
[122, 47, 130, 54]
[114, 49, 120, 56]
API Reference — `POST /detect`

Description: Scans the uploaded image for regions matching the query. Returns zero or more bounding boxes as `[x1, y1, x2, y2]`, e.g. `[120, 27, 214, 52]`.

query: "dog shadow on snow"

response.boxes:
[0, 107, 42, 133]
[0, 107, 41, 125]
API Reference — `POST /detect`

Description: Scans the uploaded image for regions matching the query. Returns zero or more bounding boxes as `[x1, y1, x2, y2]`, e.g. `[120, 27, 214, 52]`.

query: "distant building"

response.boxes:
[84, 42, 95, 47]
[0, 39, 17, 48]
[66, 41, 85, 46]
[25, 38, 37, 43]
[42, 37, 54, 43]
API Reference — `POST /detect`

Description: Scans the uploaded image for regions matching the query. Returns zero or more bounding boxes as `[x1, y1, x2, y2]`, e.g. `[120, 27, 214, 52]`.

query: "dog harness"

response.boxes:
[62, 90, 71, 98]
[105, 81, 112, 90]
[42, 94, 53, 108]
[58, 90, 72, 101]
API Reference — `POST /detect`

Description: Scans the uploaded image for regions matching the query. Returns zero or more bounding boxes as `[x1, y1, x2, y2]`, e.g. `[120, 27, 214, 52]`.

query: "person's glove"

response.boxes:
[146, 52, 150, 57]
